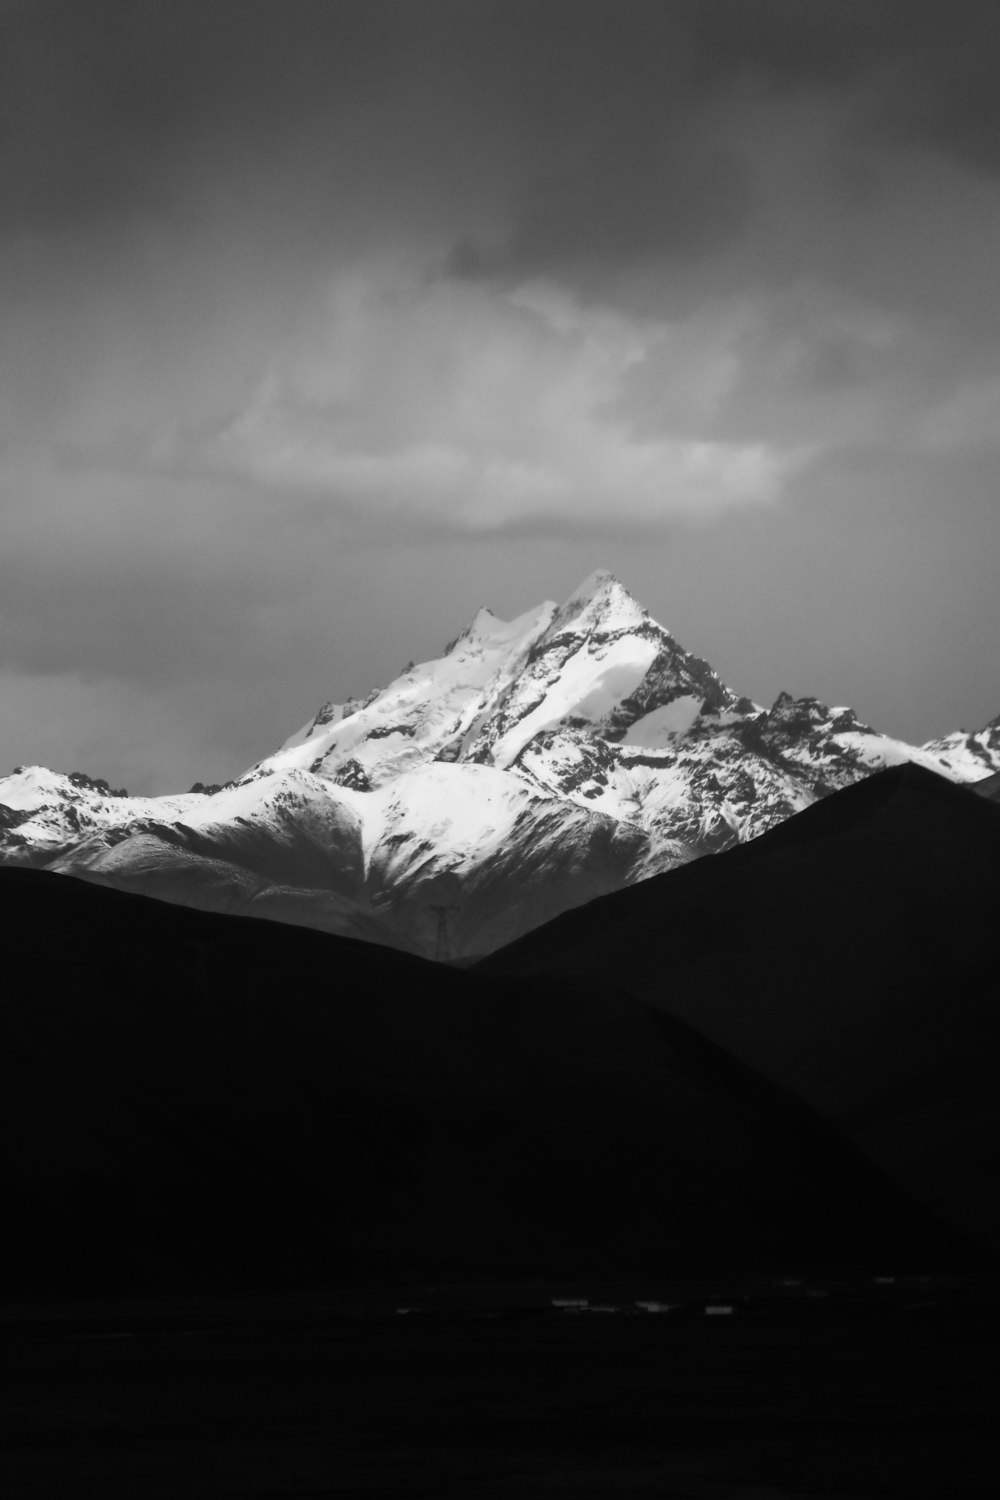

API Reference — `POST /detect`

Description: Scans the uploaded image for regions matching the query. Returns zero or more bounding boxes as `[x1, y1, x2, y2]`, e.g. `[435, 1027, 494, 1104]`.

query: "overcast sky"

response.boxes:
[2, 0, 999, 793]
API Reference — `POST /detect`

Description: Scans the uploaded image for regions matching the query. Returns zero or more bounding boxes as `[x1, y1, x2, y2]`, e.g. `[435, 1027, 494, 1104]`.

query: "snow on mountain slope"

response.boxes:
[351, 760, 647, 957]
[0, 766, 204, 861]
[259, 599, 556, 789]
[922, 713, 1000, 781]
[2, 570, 999, 958]
[12, 759, 642, 958]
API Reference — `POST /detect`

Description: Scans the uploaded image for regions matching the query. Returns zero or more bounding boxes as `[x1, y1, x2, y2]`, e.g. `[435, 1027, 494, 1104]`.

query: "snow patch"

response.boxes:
[255, 599, 556, 783]
[623, 695, 703, 746]
[490, 635, 660, 768]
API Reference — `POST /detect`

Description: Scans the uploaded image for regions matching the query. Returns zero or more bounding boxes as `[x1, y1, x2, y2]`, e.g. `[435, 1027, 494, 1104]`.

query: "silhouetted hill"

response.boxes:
[0, 865, 961, 1299]
[972, 768, 1000, 803]
[482, 765, 1000, 1252]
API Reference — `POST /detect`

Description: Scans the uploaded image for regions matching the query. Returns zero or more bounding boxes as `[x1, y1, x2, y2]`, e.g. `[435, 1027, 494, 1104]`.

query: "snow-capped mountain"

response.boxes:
[2, 570, 998, 957]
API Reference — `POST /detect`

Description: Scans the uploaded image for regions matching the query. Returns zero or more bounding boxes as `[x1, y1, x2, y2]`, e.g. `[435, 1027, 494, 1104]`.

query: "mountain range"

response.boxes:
[3, 756, 998, 1297]
[4, 573, 1000, 1290]
[2, 570, 998, 958]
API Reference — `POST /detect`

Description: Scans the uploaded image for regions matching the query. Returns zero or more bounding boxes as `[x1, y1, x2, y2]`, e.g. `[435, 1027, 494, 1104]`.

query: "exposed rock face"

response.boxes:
[2, 571, 998, 958]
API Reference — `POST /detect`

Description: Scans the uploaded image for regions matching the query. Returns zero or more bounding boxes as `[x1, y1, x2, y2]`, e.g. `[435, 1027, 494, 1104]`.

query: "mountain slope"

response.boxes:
[2, 571, 998, 957]
[0, 866, 965, 1297]
[481, 764, 1000, 1253]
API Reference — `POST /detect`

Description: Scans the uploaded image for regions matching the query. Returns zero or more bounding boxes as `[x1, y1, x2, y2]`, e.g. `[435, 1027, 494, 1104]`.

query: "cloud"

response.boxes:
[914, 377, 1000, 453]
[198, 267, 799, 528]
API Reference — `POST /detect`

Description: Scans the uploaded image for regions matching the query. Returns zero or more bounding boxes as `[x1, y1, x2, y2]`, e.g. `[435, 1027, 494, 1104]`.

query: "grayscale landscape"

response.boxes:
[2, 3, 999, 1496]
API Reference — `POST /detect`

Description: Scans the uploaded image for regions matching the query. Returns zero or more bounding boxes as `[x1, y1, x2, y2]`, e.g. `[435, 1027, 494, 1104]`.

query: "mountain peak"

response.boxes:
[447, 599, 556, 656]
[5, 571, 1000, 965]
[560, 568, 634, 612]
[444, 573, 639, 660]
[565, 567, 620, 602]
[547, 569, 648, 639]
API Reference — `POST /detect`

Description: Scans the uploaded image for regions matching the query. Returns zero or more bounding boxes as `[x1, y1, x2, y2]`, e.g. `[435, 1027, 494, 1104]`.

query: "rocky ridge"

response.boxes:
[2, 570, 998, 957]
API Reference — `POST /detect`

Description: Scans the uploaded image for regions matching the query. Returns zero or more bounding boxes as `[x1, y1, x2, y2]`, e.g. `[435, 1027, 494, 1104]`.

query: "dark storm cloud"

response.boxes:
[492, 138, 753, 280]
[0, 0, 405, 233]
[478, 0, 1000, 286]
[683, 0, 1000, 173]
[4, 0, 999, 251]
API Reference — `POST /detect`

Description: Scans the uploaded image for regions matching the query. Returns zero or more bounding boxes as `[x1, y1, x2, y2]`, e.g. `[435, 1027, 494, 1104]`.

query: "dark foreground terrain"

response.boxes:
[3, 765, 1000, 1494]
[3, 1278, 999, 1499]
[485, 764, 1000, 1252]
[0, 852, 967, 1296]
